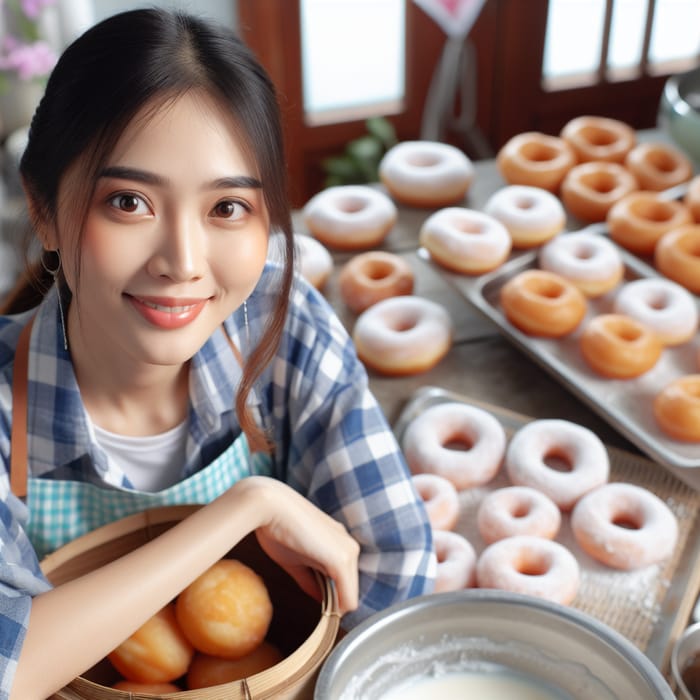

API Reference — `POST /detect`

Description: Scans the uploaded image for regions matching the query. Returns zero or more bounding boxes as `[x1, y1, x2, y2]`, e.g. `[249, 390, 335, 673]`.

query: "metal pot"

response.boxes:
[659, 66, 700, 164]
[315, 590, 674, 699]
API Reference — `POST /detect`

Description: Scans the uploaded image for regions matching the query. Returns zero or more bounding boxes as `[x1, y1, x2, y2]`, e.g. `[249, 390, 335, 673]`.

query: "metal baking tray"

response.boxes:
[427, 245, 700, 475]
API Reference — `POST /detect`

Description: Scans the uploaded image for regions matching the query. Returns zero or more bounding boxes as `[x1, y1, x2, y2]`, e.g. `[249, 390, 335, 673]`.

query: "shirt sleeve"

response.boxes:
[265, 279, 436, 628]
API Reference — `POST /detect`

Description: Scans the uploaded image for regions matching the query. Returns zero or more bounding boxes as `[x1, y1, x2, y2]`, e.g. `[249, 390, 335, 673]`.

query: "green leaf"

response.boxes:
[366, 117, 397, 150]
[321, 155, 363, 180]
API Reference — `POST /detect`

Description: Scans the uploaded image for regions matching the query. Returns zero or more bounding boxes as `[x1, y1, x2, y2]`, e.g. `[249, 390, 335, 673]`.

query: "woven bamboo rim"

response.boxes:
[41, 505, 341, 700]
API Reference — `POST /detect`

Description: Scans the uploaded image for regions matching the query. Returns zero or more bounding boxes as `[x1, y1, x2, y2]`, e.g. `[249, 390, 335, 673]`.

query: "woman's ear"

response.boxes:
[21, 178, 58, 250]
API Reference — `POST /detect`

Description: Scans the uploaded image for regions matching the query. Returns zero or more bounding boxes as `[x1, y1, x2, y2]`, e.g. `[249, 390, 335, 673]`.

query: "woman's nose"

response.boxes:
[147, 215, 205, 282]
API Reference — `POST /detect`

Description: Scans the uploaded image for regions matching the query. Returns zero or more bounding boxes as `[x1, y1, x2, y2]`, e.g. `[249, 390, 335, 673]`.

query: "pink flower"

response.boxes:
[0, 38, 56, 80]
[20, 0, 55, 20]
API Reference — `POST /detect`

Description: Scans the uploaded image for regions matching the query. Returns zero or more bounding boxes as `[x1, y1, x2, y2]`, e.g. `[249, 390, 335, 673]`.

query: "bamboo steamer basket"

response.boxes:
[40, 504, 341, 700]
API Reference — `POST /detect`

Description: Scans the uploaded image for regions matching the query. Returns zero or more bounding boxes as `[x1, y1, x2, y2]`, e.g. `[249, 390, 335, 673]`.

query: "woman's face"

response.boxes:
[53, 92, 270, 369]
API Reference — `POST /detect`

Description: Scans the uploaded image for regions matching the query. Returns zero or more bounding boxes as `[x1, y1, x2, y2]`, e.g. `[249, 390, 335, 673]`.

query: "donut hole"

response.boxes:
[527, 276, 565, 300]
[610, 510, 643, 530]
[513, 195, 537, 211]
[542, 448, 573, 473]
[509, 502, 533, 519]
[335, 196, 368, 215]
[646, 149, 678, 174]
[362, 259, 394, 282]
[406, 152, 441, 169]
[646, 290, 671, 311]
[572, 242, 597, 260]
[581, 170, 618, 194]
[389, 316, 419, 333]
[613, 322, 643, 343]
[441, 431, 475, 453]
[516, 552, 551, 577]
[580, 125, 617, 147]
[520, 141, 560, 164]
[452, 218, 485, 236]
[629, 199, 675, 223]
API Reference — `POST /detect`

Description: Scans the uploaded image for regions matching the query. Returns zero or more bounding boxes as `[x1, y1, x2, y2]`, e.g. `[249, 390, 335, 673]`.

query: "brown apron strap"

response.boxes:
[10, 318, 33, 499]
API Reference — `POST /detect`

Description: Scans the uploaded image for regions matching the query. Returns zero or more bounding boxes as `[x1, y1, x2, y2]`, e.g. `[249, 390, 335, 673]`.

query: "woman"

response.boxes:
[0, 8, 434, 698]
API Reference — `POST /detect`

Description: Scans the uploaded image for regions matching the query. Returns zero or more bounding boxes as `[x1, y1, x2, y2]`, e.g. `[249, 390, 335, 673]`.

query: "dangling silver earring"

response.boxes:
[41, 249, 68, 351]
[243, 299, 250, 351]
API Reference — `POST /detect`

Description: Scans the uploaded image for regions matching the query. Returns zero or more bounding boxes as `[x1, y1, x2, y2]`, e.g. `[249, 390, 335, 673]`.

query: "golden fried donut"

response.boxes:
[684, 174, 700, 222]
[505, 419, 610, 511]
[497, 131, 576, 193]
[484, 184, 566, 248]
[303, 184, 397, 250]
[499, 269, 587, 337]
[187, 642, 283, 689]
[411, 473, 460, 531]
[294, 233, 333, 290]
[560, 115, 636, 163]
[108, 603, 194, 683]
[378, 140, 475, 207]
[476, 535, 580, 605]
[419, 207, 511, 275]
[613, 278, 698, 346]
[538, 231, 623, 298]
[477, 486, 561, 544]
[625, 141, 693, 192]
[655, 224, 700, 294]
[433, 530, 477, 592]
[352, 295, 452, 376]
[571, 482, 678, 570]
[654, 374, 700, 442]
[401, 401, 507, 490]
[606, 191, 692, 256]
[560, 161, 638, 222]
[176, 559, 273, 660]
[579, 313, 662, 379]
[338, 250, 414, 314]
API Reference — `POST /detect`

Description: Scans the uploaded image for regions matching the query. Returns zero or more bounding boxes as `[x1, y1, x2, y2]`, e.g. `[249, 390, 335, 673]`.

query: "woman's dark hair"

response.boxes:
[3, 8, 294, 451]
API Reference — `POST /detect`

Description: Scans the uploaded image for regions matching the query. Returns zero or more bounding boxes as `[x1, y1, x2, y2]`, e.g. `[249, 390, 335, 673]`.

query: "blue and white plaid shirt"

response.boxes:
[0, 263, 435, 694]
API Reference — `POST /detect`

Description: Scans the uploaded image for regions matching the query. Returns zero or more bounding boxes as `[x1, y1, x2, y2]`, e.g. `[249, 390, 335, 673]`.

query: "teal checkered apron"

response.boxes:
[10, 318, 272, 560]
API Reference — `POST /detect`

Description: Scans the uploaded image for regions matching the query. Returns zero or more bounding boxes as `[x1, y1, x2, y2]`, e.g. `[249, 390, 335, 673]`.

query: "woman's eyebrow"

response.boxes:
[98, 166, 262, 190]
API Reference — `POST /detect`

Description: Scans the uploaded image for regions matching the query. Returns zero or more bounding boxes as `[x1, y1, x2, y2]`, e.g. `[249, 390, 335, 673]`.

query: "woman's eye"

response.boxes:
[108, 193, 148, 214]
[212, 199, 247, 220]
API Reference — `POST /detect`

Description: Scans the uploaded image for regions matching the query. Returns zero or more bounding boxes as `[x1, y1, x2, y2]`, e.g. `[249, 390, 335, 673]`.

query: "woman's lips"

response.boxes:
[127, 294, 208, 329]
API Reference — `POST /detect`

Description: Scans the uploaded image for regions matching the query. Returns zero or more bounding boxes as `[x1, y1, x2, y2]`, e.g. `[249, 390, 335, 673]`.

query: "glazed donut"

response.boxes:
[560, 115, 636, 163]
[655, 225, 700, 294]
[625, 141, 693, 192]
[294, 233, 333, 290]
[483, 184, 566, 248]
[606, 191, 692, 256]
[476, 486, 561, 545]
[654, 374, 700, 442]
[433, 530, 477, 592]
[352, 295, 452, 376]
[496, 131, 576, 193]
[538, 231, 624, 298]
[613, 278, 698, 346]
[412, 473, 460, 531]
[499, 269, 587, 337]
[401, 401, 507, 490]
[419, 207, 511, 275]
[378, 140, 475, 208]
[338, 250, 414, 313]
[505, 419, 609, 511]
[579, 313, 662, 379]
[571, 482, 678, 570]
[303, 184, 397, 250]
[560, 161, 638, 222]
[476, 535, 580, 605]
[684, 174, 700, 222]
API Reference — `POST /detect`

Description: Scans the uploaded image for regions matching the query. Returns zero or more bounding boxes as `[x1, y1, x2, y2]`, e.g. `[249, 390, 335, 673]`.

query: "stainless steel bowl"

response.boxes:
[315, 590, 674, 699]
[659, 66, 700, 164]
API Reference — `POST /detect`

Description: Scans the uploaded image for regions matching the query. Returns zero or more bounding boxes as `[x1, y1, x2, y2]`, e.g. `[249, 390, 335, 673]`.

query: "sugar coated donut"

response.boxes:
[560, 115, 636, 163]
[433, 530, 477, 592]
[571, 482, 678, 570]
[176, 559, 273, 659]
[607, 191, 692, 256]
[499, 269, 587, 337]
[477, 486, 562, 545]
[625, 141, 693, 192]
[538, 231, 624, 298]
[412, 473, 460, 531]
[613, 278, 698, 346]
[505, 419, 609, 511]
[496, 131, 576, 193]
[108, 603, 194, 683]
[476, 535, 580, 605]
[655, 224, 700, 294]
[483, 184, 566, 248]
[419, 207, 511, 275]
[684, 174, 700, 222]
[654, 374, 700, 442]
[560, 161, 638, 222]
[580, 313, 663, 379]
[303, 184, 397, 250]
[379, 140, 475, 208]
[352, 295, 452, 376]
[401, 402, 506, 490]
[338, 250, 414, 314]
[294, 233, 333, 290]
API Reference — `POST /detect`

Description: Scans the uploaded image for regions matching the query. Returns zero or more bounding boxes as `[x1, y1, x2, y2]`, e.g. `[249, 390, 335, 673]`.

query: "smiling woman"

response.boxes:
[0, 9, 434, 699]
